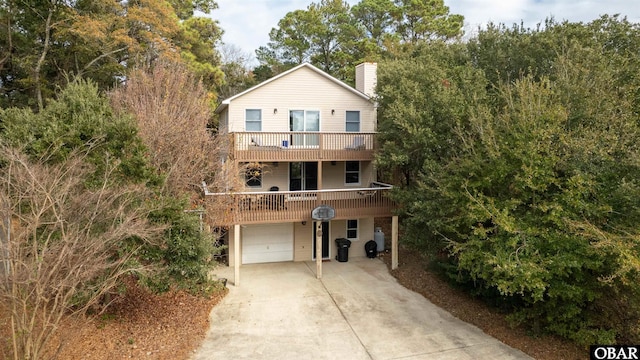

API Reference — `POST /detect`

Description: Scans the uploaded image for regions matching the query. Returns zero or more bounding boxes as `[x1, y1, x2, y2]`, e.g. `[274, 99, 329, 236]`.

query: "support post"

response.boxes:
[316, 222, 323, 279]
[316, 160, 323, 205]
[234, 224, 240, 286]
[391, 216, 398, 270]
[315, 160, 323, 280]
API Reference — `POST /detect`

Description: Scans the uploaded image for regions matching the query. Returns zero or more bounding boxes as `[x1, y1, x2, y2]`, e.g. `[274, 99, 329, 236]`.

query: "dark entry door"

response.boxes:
[313, 221, 330, 259]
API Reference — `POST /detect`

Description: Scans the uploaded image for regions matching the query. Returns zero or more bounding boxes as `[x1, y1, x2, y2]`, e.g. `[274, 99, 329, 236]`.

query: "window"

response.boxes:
[290, 110, 320, 146]
[345, 161, 360, 184]
[246, 109, 262, 131]
[245, 163, 262, 188]
[346, 111, 360, 132]
[347, 219, 358, 240]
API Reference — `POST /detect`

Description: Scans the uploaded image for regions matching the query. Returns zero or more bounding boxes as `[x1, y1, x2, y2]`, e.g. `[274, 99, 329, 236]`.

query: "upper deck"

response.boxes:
[227, 132, 376, 162]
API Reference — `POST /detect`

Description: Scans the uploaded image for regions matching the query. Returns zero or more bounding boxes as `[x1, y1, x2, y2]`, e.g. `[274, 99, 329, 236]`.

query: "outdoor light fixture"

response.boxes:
[302, 221, 307, 225]
[331, 109, 335, 115]
[273, 108, 278, 114]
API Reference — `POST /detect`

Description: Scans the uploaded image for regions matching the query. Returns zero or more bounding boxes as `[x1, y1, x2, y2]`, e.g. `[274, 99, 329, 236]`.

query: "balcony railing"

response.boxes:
[204, 182, 394, 225]
[228, 132, 376, 161]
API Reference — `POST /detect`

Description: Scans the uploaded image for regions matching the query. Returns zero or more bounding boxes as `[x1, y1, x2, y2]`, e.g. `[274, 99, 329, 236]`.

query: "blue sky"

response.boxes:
[208, 0, 640, 64]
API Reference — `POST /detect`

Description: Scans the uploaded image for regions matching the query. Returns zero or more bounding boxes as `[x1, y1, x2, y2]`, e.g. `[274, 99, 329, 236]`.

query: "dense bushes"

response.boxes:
[377, 16, 640, 344]
[0, 80, 221, 294]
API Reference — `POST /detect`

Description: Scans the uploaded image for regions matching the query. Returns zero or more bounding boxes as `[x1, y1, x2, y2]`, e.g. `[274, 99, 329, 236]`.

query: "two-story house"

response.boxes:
[205, 62, 398, 285]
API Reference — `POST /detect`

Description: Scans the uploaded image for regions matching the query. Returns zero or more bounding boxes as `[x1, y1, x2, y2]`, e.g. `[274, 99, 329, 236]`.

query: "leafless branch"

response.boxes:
[0, 145, 165, 359]
[110, 61, 217, 199]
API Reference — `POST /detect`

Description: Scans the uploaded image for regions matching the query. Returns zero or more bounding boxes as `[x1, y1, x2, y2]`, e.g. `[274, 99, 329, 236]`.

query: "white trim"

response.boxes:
[245, 109, 262, 132]
[289, 109, 321, 131]
[290, 109, 321, 147]
[214, 63, 372, 114]
[345, 110, 361, 132]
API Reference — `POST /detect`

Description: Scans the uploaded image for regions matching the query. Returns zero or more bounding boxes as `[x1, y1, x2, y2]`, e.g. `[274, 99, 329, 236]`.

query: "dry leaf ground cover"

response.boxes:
[1, 277, 227, 360]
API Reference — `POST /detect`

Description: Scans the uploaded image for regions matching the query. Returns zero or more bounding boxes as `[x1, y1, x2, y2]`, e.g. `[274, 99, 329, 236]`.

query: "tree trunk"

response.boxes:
[34, 8, 53, 111]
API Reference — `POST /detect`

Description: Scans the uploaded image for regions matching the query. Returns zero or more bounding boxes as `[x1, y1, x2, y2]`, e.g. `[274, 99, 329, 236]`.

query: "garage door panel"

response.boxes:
[242, 223, 293, 264]
[242, 250, 292, 264]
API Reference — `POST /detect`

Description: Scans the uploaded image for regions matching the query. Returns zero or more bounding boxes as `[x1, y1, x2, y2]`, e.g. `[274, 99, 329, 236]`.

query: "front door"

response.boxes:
[313, 221, 330, 260]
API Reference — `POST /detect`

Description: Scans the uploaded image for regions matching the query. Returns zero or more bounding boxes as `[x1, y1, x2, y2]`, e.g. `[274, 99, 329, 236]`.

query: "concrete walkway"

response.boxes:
[193, 258, 532, 360]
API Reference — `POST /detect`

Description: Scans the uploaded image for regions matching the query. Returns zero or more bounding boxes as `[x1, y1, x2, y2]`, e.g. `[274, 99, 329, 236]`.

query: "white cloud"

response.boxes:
[207, 0, 640, 65]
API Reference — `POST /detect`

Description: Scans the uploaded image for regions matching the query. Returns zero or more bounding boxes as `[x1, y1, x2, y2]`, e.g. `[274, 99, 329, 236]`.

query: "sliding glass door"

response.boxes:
[290, 110, 319, 147]
[289, 162, 318, 191]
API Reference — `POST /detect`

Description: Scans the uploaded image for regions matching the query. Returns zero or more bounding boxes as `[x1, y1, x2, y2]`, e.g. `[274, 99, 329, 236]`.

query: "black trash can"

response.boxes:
[335, 238, 351, 262]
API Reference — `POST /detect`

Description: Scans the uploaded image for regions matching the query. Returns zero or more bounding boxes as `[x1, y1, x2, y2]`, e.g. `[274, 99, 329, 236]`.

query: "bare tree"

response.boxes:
[110, 62, 216, 199]
[217, 44, 257, 100]
[0, 146, 165, 360]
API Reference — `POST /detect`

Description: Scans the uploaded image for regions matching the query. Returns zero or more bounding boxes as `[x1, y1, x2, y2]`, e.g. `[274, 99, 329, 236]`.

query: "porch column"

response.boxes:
[316, 160, 323, 279]
[316, 222, 322, 279]
[391, 216, 398, 270]
[234, 224, 240, 286]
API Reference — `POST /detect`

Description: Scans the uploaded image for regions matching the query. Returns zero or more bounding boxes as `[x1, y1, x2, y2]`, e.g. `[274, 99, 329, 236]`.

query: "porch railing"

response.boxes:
[229, 132, 376, 161]
[204, 182, 394, 225]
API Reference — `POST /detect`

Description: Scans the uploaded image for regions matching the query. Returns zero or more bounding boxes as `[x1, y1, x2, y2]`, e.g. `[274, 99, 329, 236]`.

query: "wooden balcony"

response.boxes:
[228, 132, 376, 162]
[205, 182, 394, 225]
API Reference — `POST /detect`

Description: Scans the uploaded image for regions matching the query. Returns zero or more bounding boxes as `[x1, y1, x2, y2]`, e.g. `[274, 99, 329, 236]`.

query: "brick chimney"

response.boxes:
[355, 62, 377, 98]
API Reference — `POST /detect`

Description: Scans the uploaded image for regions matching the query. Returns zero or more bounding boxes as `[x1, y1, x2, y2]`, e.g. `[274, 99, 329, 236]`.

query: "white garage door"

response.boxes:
[242, 223, 294, 264]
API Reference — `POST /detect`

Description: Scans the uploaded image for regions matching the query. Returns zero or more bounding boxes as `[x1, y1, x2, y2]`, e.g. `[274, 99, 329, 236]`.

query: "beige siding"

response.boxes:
[355, 62, 378, 98]
[227, 66, 375, 133]
[242, 160, 376, 192]
[331, 217, 374, 259]
[242, 161, 289, 192]
[358, 217, 375, 249]
[322, 161, 375, 188]
[331, 218, 376, 259]
[331, 219, 346, 258]
[294, 222, 312, 261]
[322, 161, 343, 188]
[226, 217, 378, 265]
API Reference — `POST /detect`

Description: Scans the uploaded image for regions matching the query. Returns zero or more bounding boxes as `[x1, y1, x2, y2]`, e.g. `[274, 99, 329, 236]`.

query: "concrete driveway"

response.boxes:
[193, 258, 532, 360]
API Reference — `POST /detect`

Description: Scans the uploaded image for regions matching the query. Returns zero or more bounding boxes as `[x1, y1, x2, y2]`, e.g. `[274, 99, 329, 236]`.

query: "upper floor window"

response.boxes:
[246, 109, 262, 131]
[345, 161, 360, 185]
[346, 111, 360, 132]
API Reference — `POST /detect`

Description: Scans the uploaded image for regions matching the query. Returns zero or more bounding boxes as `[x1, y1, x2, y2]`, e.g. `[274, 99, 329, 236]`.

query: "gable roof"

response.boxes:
[214, 63, 371, 114]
